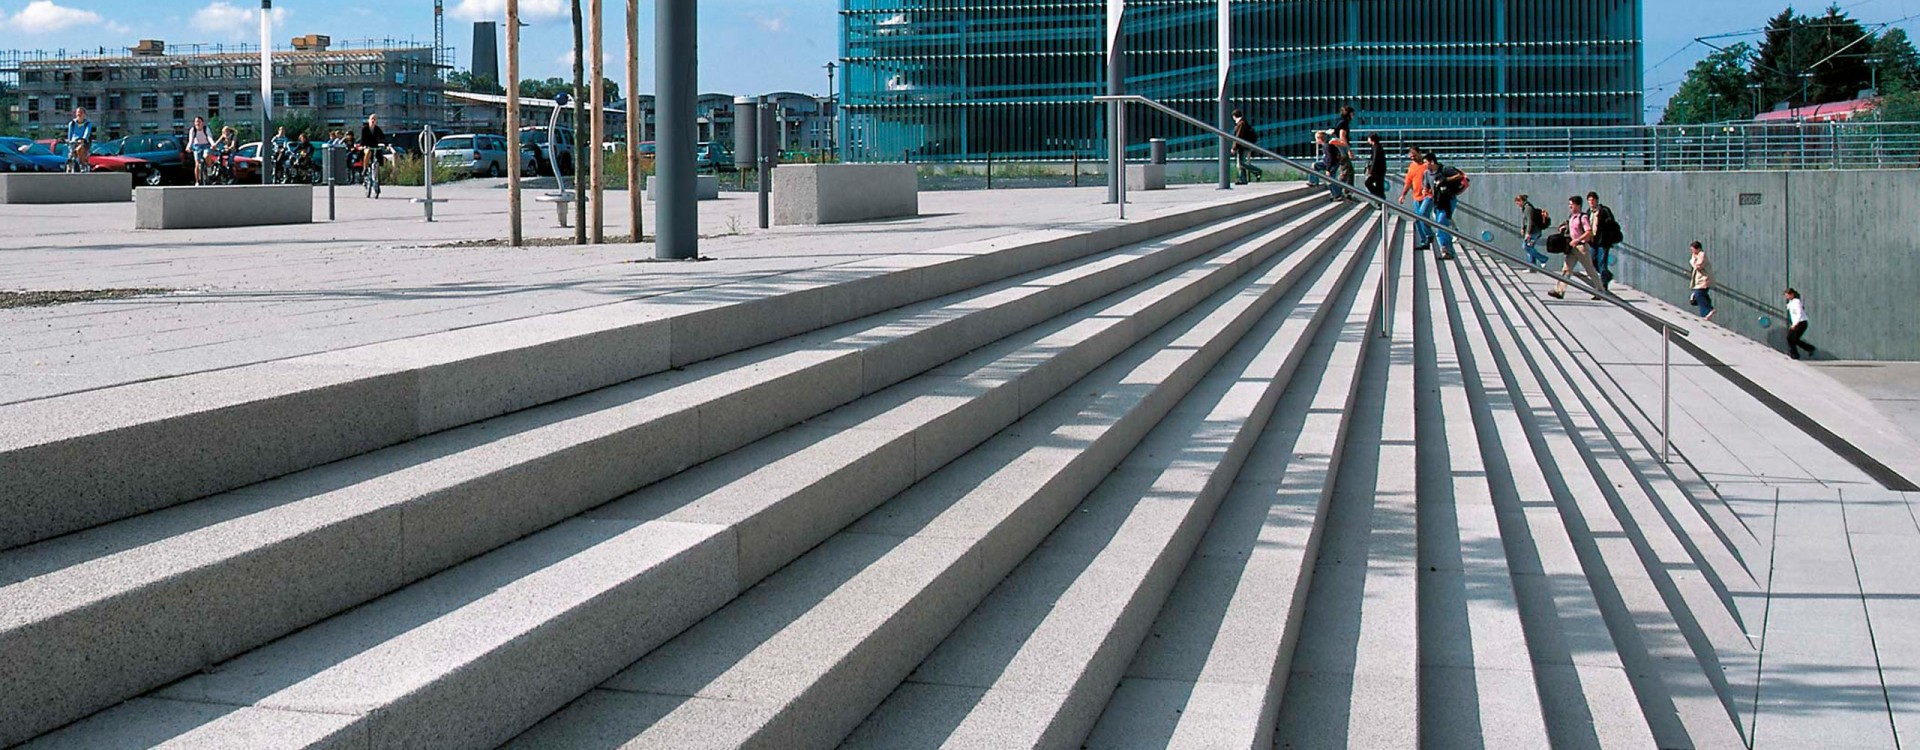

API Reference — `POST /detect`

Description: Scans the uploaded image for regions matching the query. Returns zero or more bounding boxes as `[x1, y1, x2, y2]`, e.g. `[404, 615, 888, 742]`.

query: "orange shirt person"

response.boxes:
[1399, 146, 1436, 249]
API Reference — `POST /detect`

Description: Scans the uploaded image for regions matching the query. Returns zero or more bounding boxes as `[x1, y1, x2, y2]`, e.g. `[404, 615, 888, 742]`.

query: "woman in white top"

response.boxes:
[1689, 241, 1714, 319]
[187, 116, 214, 185]
[1784, 287, 1817, 360]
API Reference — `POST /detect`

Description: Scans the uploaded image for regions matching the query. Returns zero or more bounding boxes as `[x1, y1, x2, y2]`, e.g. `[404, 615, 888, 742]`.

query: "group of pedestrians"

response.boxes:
[1398, 146, 1467, 260]
[1509, 191, 1620, 301]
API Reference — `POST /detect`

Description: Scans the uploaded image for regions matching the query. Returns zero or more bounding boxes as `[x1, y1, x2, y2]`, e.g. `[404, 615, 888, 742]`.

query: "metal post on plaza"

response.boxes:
[626, 0, 641, 243]
[1216, 0, 1230, 190]
[656, 0, 697, 260]
[757, 97, 772, 230]
[1379, 201, 1390, 338]
[589, 0, 606, 244]
[414, 125, 445, 222]
[324, 143, 336, 220]
[1105, 0, 1124, 209]
[259, 0, 274, 186]
[1661, 325, 1672, 463]
[506, 1, 524, 246]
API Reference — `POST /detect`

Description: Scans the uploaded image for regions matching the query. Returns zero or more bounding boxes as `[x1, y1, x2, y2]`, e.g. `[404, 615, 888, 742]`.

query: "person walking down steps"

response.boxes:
[1689, 241, 1715, 319]
[1784, 287, 1817, 360]
[1232, 109, 1263, 185]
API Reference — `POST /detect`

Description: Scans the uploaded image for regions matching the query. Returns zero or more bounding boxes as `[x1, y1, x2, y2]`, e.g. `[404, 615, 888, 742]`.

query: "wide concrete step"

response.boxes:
[0, 194, 1330, 748]
[1452, 247, 1754, 748]
[0, 186, 1308, 553]
[842, 212, 1385, 750]
[497, 209, 1374, 750]
[15, 204, 1358, 749]
[1430, 255, 1658, 749]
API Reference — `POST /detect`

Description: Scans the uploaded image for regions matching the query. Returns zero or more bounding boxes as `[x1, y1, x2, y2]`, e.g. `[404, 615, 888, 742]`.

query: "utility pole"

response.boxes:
[506, 1, 521, 246]
[570, 0, 585, 244]
[590, 0, 605, 244]
[626, 0, 641, 243]
[259, 0, 274, 185]
[823, 61, 836, 157]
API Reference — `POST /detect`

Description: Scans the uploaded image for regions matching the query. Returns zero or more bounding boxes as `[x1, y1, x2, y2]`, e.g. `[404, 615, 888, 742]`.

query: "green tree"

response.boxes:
[1752, 5, 1877, 108]
[1664, 43, 1757, 124]
[447, 70, 505, 95]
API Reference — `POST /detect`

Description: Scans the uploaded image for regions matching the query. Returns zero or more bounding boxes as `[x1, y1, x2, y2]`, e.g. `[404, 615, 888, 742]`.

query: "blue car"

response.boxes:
[0, 137, 68, 172]
[0, 147, 44, 172]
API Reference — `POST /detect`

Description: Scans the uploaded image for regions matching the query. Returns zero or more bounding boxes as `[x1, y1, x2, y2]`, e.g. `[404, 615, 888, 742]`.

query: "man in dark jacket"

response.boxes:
[1231, 109, 1262, 185]
[1422, 152, 1465, 260]
[1364, 133, 1387, 199]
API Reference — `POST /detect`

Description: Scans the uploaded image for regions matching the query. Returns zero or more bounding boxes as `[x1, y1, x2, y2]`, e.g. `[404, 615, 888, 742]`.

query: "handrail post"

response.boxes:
[1379, 200, 1391, 338]
[1661, 324, 1672, 463]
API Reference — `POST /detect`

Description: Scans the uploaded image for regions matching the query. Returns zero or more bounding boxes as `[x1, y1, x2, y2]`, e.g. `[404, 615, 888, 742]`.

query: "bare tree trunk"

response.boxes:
[626, 0, 641, 243]
[506, 0, 522, 246]
[571, 0, 586, 245]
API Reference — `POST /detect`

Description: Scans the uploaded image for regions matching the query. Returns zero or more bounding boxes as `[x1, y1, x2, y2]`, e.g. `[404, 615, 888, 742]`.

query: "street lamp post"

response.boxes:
[823, 61, 836, 158]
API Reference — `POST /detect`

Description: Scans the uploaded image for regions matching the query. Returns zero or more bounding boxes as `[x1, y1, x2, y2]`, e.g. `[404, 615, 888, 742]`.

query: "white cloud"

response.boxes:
[449, 0, 565, 22]
[754, 12, 788, 33]
[8, 0, 101, 33]
[190, 1, 290, 39]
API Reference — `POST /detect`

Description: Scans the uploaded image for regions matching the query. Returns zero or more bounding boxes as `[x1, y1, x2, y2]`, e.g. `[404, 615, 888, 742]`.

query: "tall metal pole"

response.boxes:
[625, 0, 641, 243]
[260, 0, 274, 186]
[656, 0, 697, 259]
[506, 1, 522, 246]
[570, 0, 586, 244]
[1662, 325, 1672, 462]
[589, 0, 605, 244]
[824, 62, 837, 157]
[1105, 0, 1124, 206]
[1217, 0, 1230, 190]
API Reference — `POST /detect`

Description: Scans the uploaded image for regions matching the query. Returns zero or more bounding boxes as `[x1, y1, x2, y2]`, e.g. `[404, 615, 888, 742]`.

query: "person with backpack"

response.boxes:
[1422, 152, 1466, 260]
[1515, 193, 1551, 265]
[1231, 109, 1262, 185]
[1316, 131, 1345, 202]
[1587, 191, 1622, 293]
[1549, 195, 1604, 300]
[1689, 241, 1715, 319]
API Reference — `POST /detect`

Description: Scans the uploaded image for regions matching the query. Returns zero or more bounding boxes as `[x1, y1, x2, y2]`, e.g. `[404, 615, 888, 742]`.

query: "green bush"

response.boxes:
[381, 154, 467, 187]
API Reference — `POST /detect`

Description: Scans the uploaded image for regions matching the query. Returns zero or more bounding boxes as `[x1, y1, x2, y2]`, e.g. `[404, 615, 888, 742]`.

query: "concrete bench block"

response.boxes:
[135, 185, 313, 229]
[774, 164, 919, 225]
[645, 174, 720, 201]
[0, 172, 132, 204]
[1127, 164, 1168, 191]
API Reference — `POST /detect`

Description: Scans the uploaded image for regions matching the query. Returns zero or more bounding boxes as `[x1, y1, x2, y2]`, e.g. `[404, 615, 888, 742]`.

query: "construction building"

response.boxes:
[3, 35, 448, 141]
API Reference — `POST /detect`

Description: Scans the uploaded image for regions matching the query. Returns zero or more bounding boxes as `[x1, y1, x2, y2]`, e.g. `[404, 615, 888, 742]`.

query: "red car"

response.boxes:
[37, 139, 156, 182]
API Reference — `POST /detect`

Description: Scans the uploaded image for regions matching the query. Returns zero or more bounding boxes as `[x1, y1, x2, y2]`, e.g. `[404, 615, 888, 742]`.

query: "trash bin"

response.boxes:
[1149, 138, 1167, 165]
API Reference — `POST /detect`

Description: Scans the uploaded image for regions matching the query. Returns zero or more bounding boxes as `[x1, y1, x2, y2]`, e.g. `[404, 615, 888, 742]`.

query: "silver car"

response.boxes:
[433, 134, 524, 178]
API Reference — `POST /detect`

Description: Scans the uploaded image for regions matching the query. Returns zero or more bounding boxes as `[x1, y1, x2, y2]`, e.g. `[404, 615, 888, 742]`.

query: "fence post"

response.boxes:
[986, 151, 993, 189]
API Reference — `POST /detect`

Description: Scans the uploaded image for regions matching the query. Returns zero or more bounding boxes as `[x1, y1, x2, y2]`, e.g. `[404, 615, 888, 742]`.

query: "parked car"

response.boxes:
[518, 125, 576, 176]
[101, 134, 194, 185]
[36, 139, 155, 182]
[0, 147, 51, 172]
[695, 141, 734, 172]
[0, 137, 70, 172]
[432, 133, 519, 178]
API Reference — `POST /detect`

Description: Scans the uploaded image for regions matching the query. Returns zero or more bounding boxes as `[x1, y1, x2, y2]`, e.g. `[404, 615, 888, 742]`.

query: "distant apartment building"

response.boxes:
[9, 36, 446, 140]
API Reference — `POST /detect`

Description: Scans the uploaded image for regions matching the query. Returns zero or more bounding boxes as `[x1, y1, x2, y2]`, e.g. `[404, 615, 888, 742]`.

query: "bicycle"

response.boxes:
[361, 145, 391, 198]
[63, 138, 91, 173]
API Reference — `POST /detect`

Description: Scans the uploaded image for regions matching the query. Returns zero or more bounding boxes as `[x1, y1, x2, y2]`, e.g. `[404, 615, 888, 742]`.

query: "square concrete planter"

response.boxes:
[0, 172, 133, 204]
[135, 185, 314, 229]
[773, 164, 918, 226]
[1126, 164, 1167, 191]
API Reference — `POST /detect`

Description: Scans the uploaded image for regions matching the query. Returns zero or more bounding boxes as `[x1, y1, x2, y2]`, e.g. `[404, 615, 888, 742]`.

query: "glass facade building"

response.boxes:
[840, 0, 1643, 162]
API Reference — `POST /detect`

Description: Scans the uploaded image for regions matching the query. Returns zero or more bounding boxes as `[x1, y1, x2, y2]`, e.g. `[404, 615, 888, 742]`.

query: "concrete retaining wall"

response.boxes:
[645, 174, 719, 202]
[1455, 170, 1920, 361]
[774, 164, 918, 225]
[135, 185, 314, 229]
[0, 172, 133, 204]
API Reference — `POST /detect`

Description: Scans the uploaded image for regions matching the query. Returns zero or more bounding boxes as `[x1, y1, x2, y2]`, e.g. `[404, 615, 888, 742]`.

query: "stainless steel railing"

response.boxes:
[1097, 93, 1686, 461]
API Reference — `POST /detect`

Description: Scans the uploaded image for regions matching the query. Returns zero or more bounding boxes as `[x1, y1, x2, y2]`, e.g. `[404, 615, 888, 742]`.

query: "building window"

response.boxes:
[78, 95, 97, 110]
[326, 63, 347, 75]
[360, 63, 380, 76]
[81, 68, 104, 82]
[21, 71, 43, 83]
[203, 66, 224, 79]
[235, 64, 254, 79]
[53, 96, 72, 112]
[289, 91, 311, 107]
[235, 92, 253, 108]
[362, 89, 376, 105]
[140, 94, 159, 111]
[273, 91, 288, 108]
[140, 67, 159, 81]
[325, 89, 346, 107]
[107, 94, 122, 110]
[108, 69, 122, 81]
[207, 92, 221, 109]
[169, 67, 188, 80]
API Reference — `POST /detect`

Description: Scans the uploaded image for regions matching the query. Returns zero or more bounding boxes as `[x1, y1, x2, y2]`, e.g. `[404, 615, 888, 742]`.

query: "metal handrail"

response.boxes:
[1097, 93, 1684, 460]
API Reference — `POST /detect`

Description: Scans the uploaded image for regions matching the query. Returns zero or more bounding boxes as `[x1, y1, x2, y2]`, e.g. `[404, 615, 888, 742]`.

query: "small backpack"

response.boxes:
[1528, 206, 1552, 233]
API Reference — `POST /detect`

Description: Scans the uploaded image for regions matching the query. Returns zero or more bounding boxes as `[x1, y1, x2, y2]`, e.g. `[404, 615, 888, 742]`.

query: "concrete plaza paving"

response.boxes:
[1526, 270, 1920, 750]
[0, 179, 1258, 405]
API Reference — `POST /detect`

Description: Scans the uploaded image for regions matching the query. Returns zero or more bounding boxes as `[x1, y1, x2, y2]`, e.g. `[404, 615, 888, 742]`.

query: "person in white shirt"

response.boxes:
[1784, 287, 1817, 360]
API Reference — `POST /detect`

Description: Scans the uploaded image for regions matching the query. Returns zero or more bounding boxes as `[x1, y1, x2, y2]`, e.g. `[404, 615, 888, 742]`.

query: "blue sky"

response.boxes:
[4, 0, 1919, 116]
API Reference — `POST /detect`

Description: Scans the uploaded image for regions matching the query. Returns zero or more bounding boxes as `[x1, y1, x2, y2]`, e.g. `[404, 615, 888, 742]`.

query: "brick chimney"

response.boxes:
[290, 34, 331, 51]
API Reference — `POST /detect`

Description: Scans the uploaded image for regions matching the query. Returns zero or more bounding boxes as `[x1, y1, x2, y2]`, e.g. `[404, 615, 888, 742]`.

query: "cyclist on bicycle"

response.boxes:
[270, 126, 291, 174]
[187, 116, 214, 184]
[64, 107, 95, 173]
[357, 115, 386, 174]
[210, 126, 238, 183]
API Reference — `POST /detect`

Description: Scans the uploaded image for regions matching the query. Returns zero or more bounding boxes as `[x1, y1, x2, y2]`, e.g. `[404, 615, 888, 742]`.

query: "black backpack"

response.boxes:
[1527, 206, 1552, 233]
[1596, 206, 1624, 246]
[1544, 232, 1571, 254]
